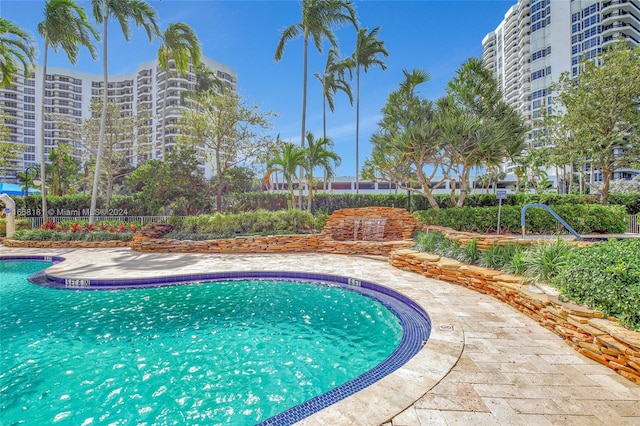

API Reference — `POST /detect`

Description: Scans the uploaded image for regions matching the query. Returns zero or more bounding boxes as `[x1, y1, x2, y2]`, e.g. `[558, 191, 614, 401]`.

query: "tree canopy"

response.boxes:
[177, 90, 276, 211]
[548, 39, 640, 203]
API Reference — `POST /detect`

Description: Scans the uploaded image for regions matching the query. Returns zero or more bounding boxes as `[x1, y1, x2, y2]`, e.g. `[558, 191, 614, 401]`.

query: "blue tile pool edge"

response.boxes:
[2, 255, 432, 426]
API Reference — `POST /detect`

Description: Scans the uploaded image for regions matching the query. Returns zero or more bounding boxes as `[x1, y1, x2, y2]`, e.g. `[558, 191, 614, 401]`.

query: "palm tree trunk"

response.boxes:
[298, 33, 309, 210]
[39, 42, 49, 222]
[355, 68, 360, 194]
[90, 17, 109, 225]
[322, 89, 327, 191]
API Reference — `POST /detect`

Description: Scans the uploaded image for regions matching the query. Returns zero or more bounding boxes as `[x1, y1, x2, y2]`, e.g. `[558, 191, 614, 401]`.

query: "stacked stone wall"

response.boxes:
[389, 249, 640, 384]
[322, 207, 423, 241]
[4, 240, 130, 248]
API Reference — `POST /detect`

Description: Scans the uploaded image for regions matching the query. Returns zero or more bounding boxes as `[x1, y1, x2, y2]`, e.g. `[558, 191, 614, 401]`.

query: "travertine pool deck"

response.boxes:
[2, 246, 639, 425]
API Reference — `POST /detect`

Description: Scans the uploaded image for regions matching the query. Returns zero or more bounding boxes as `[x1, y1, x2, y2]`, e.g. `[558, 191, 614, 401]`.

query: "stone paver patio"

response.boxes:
[2, 246, 638, 425]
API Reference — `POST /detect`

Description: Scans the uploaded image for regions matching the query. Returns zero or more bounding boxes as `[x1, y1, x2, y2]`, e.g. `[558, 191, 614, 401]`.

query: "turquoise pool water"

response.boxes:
[0, 261, 403, 425]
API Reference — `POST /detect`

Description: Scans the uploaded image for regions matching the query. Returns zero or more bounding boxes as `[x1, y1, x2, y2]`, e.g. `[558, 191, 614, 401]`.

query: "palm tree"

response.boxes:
[0, 17, 36, 88]
[314, 47, 353, 140]
[89, 0, 159, 224]
[38, 0, 99, 222]
[314, 48, 352, 190]
[301, 131, 340, 212]
[267, 141, 305, 208]
[351, 26, 388, 193]
[157, 22, 201, 158]
[274, 0, 356, 208]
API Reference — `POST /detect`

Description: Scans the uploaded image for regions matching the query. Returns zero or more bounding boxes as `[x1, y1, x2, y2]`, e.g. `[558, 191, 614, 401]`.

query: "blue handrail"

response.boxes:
[521, 203, 583, 240]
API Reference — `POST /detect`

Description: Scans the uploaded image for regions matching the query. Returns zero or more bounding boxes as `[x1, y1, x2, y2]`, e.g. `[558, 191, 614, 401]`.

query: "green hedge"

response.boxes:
[551, 239, 640, 331]
[608, 193, 640, 215]
[5, 191, 636, 217]
[10, 194, 153, 216]
[221, 192, 606, 214]
[414, 204, 627, 234]
[168, 209, 318, 239]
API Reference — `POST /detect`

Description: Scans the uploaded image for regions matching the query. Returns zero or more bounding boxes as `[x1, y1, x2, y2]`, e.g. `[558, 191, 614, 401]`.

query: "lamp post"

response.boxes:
[24, 166, 39, 197]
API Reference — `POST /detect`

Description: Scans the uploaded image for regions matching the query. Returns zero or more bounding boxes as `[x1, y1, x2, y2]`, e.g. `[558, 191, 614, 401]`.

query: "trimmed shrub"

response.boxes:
[168, 209, 317, 239]
[608, 193, 640, 215]
[551, 239, 640, 331]
[414, 204, 627, 234]
[11, 229, 134, 242]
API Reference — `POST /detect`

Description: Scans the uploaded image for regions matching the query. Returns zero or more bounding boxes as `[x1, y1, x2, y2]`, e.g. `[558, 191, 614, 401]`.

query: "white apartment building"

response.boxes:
[483, 0, 639, 183]
[0, 56, 236, 183]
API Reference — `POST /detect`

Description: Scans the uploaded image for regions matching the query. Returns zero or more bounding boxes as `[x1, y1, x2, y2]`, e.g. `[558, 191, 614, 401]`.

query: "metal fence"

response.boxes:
[628, 214, 640, 234]
[29, 216, 172, 229]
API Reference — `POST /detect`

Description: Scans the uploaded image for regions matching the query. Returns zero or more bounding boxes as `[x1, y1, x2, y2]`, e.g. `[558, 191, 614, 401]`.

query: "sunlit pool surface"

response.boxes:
[0, 258, 430, 425]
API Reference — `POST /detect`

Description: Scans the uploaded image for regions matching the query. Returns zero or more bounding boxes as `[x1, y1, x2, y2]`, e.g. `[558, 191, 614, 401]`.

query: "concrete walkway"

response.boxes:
[2, 246, 638, 425]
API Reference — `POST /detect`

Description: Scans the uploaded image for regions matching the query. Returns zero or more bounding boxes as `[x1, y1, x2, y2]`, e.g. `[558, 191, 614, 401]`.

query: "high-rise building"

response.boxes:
[482, 0, 639, 182]
[0, 56, 236, 183]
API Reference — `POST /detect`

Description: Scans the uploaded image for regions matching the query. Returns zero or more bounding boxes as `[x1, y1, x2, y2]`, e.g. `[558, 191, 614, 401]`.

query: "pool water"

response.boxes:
[1, 261, 403, 425]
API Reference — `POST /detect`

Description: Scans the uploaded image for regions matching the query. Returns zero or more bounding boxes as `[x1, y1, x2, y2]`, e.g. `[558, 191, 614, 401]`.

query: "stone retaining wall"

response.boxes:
[131, 233, 412, 256]
[322, 207, 423, 241]
[389, 248, 640, 384]
[128, 208, 418, 255]
[3, 239, 131, 248]
[423, 225, 596, 249]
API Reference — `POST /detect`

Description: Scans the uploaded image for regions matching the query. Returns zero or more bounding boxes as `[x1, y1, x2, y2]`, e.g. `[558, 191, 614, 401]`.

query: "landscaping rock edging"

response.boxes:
[3, 239, 131, 248]
[389, 248, 640, 385]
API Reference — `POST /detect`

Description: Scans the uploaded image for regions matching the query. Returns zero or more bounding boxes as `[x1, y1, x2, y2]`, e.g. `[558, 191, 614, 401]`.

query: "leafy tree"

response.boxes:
[266, 139, 305, 208]
[437, 58, 526, 207]
[82, 99, 152, 205]
[46, 143, 80, 195]
[301, 131, 340, 212]
[38, 0, 99, 221]
[274, 0, 356, 208]
[350, 26, 388, 193]
[211, 166, 257, 197]
[157, 22, 201, 157]
[0, 112, 22, 170]
[128, 147, 212, 215]
[90, 0, 159, 224]
[550, 39, 640, 204]
[0, 17, 36, 87]
[363, 68, 445, 209]
[177, 90, 276, 211]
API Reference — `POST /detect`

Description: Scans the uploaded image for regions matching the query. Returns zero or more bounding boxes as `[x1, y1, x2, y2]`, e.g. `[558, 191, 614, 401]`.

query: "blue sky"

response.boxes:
[1, 0, 512, 176]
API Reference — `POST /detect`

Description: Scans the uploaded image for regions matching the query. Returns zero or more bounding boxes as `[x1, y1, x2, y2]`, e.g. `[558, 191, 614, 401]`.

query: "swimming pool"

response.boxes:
[1, 257, 431, 425]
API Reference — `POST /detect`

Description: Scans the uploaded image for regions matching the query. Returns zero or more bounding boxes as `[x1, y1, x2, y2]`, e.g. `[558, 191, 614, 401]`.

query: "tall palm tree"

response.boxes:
[314, 48, 352, 190]
[274, 0, 356, 208]
[267, 141, 305, 208]
[314, 47, 353, 140]
[38, 0, 99, 222]
[0, 17, 36, 88]
[89, 0, 159, 224]
[351, 26, 387, 193]
[157, 22, 201, 158]
[302, 131, 340, 212]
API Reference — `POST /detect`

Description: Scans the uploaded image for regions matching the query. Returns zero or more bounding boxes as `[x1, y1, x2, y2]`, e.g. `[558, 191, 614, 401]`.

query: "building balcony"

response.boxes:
[602, 23, 640, 42]
[601, 0, 639, 15]
[518, 0, 531, 16]
[602, 11, 638, 27]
